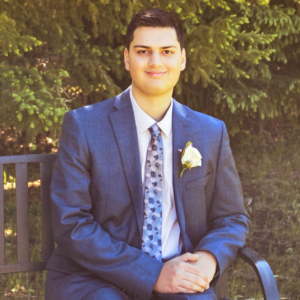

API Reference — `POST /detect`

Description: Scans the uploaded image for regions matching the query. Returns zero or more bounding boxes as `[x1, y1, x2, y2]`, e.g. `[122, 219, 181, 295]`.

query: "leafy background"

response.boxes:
[0, 0, 300, 299]
[1, 0, 300, 143]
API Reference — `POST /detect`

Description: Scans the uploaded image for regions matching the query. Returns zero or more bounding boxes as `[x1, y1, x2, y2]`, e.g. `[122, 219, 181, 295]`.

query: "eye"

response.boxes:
[137, 50, 149, 54]
[163, 50, 173, 55]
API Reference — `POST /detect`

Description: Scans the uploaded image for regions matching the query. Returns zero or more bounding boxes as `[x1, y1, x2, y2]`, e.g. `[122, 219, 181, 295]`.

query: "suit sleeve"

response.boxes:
[50, 111, 163, 300]
[194, 121, 251, 282]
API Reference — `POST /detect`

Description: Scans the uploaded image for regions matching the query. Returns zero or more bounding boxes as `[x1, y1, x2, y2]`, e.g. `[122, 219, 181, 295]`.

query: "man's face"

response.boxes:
[124, 26, 186, 97]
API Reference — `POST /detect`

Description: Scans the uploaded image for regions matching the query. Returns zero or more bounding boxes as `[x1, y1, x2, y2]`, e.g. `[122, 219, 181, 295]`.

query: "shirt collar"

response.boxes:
[130, 85, 173, 137]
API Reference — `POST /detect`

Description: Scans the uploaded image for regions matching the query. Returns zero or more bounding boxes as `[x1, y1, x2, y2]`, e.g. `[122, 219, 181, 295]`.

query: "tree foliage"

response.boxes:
[0, 0, 300, 144]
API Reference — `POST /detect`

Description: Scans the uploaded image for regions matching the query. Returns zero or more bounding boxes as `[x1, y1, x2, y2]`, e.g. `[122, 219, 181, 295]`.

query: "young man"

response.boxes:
[45, 8, 250, 300]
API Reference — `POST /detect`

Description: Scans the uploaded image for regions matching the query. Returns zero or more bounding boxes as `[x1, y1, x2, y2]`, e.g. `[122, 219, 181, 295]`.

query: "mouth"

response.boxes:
[145, 71, 167, 77]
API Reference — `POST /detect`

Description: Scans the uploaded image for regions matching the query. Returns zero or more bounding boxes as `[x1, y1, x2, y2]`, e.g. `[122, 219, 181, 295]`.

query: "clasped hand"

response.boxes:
[153, 251, 217, 294]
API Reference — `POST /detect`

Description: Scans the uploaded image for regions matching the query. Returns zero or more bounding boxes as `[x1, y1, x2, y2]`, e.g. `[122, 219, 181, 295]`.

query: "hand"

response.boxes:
[153, 252, 210, 294]
[187, 250, 217, 283]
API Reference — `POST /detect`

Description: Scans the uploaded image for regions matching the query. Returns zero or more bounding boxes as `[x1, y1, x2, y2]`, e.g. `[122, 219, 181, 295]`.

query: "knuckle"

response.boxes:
[202, 273, 209, 282]
[199, 271, 209, 282]
[191, 275, 197, 284]
[173, 273, 178, 280]
[190, 265, 197, 273]
[195, 277, 201, 285]
[170, 277, 176, 285]
[171, 265, 177, 273]
[175, 271, 181, 279]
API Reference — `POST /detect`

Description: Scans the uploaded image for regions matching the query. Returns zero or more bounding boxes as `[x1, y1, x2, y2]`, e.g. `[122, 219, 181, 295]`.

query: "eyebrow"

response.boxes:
[133, 45, 177, 49]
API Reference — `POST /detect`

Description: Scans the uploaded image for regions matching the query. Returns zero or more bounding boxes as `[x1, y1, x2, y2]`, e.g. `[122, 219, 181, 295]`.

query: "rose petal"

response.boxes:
[181, 143, 202, 168]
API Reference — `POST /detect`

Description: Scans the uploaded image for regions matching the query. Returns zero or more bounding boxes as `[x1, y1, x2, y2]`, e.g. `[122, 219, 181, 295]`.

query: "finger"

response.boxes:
[183, 264, 210, 284]
[175, 261, 200, 278]
[182, 252, 199, 262]
[182, 272, 210, 290]
[176, 287, 197, 294]
[179, 279, 205, 293]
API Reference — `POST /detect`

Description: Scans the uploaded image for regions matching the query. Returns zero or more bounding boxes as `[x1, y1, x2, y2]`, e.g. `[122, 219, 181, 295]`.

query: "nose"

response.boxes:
[148, 51, 163, 68]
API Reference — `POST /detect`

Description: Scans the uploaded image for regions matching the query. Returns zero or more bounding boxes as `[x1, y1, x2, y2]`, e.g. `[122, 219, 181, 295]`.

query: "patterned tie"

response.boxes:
[142, 123, 163, 261]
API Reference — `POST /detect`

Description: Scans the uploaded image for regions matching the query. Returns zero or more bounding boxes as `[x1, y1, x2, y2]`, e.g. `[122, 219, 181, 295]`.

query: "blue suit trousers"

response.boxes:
[82, 287, 217, 300]
[46, 269, 217, 300]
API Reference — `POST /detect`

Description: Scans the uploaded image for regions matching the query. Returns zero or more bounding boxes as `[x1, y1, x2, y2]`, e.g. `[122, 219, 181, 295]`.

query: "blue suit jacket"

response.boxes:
[46, 87, 251, 300]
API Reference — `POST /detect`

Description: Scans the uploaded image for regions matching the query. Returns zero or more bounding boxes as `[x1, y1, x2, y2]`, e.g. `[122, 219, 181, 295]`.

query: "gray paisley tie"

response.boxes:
[141, 123, 163, 261]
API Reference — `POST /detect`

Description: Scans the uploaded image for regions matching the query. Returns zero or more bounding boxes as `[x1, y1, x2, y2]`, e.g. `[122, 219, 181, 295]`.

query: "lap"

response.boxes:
[81, 287, 131, 300]
[45, 269, 112, 300]
[82, 288, 217, 300]
[152, 288, 217, 300]
[46, 269, 216, 300]
[46, 269, 135, 300]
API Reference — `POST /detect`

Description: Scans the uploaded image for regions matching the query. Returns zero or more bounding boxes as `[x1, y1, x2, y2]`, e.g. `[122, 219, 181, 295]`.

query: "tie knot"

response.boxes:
[149, 124, 161, 138]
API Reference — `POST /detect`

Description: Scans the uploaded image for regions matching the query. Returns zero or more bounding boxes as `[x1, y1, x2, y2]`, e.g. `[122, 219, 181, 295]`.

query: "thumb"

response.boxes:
[182, 252, 199, 262]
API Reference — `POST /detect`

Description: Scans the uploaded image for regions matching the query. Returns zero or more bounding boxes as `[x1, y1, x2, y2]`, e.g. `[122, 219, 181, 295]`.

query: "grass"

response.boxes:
[227, 127, 300, 300]
[0, 126, 300, 299]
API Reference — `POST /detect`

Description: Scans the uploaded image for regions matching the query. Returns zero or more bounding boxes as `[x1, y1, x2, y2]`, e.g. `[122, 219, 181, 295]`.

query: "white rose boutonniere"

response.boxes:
[179, 141, 202, 178]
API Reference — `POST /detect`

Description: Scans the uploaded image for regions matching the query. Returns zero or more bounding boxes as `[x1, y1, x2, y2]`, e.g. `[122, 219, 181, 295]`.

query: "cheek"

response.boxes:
[129, 64, 141, 78]
[165, 58, 183, 73]
[167, 66, 182, 79]
[130, 59, 146, 74]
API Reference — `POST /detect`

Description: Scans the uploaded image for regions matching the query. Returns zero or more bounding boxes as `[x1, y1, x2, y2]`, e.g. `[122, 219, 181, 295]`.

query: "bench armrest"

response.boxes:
[237, 246, 280, 300]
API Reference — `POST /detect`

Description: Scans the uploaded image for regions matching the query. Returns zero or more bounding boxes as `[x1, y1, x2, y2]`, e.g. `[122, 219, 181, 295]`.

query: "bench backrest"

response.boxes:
[0, 154, 56, 274]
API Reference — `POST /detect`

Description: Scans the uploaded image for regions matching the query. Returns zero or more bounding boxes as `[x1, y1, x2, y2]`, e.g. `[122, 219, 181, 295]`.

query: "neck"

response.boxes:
[132, 85, 172, 121]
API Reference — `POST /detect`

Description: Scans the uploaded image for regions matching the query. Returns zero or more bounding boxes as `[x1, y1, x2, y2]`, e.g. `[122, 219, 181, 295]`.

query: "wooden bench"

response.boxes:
[0, 154, 280, 300]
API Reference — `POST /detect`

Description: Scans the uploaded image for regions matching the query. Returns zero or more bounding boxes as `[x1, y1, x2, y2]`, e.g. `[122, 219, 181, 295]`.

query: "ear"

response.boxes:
[124, 47, 130, 71]
[180, 48, 186, 71]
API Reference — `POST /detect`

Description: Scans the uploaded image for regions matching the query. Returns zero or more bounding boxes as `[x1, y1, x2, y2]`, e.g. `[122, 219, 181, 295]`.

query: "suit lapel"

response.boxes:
[109, 88, 144, 236]
[109, 91, 195, 251]
[172, 100, 194, 252]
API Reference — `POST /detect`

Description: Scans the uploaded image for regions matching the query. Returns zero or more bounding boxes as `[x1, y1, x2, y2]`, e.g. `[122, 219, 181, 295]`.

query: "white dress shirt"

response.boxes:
[130, 86, 183, 260]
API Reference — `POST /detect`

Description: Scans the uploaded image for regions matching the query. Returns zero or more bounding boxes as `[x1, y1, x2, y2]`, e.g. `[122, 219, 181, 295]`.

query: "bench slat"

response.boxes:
[0, 261, 47, 274]
[16, 163, 30, 263]
[41, 162, 55, 261]
[0, 164, 4, 264]
[0, 154, 57, 164]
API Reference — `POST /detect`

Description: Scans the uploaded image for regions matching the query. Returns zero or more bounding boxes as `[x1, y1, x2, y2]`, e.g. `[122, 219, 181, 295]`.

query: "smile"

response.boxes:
[145, 71, 166, 77]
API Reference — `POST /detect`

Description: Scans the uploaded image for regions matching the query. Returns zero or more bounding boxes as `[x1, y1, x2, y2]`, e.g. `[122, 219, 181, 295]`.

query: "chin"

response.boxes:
[144, 83, 173, 95]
